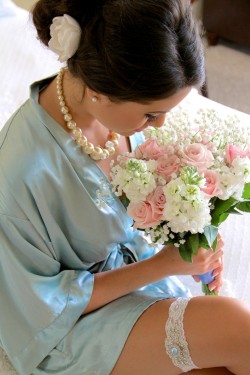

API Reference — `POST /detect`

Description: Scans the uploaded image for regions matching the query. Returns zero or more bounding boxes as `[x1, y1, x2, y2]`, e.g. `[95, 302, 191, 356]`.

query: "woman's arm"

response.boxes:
[83, 244, 223, 314]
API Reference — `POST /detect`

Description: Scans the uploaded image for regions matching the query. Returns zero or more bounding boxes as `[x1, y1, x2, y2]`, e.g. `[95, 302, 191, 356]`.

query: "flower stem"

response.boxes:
[202, 283, 217, 296]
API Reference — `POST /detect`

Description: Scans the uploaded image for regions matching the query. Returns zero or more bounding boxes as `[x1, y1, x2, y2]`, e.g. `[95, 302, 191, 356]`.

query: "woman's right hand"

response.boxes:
[153, 243, 224, 278]
[83, 241, 223, 315]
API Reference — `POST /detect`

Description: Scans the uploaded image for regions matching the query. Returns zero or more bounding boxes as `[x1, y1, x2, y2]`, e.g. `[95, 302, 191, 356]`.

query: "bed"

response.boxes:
[0, 0, 61, 129]
[0, 2, 250, 374]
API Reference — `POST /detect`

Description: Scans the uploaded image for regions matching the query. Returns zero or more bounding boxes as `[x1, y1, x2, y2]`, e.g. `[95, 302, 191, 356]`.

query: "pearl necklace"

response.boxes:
[56, 68, 120, 160]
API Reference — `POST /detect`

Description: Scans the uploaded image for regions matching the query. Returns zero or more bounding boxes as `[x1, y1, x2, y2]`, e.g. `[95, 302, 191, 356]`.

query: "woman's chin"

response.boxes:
[119, 130, 136, 137]
[117, 128, 144, 137]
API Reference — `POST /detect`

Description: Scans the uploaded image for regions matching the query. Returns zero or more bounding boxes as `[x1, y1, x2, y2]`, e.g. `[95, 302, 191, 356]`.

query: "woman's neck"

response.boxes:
[38, 72, 131, 179]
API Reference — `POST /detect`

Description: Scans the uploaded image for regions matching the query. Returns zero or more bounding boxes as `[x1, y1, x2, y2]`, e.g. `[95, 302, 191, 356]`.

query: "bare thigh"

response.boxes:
[111, 296, 250, 375]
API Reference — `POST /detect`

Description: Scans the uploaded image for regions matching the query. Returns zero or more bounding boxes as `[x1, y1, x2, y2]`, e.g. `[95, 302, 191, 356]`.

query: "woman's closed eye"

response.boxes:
[145, 113, 159, 122]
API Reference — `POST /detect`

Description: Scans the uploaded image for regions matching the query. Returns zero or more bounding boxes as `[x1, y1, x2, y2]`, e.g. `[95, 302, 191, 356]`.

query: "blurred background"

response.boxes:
[11, 0, 250, 115]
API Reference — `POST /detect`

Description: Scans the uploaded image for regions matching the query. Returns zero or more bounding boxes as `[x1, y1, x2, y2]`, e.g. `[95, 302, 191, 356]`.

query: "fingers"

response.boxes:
[203, 247, 224, 266]
[192, 275, 200, 283]
[211, 253, 223, 276]
[216, 233, 224, 251]
[190, 247, 223, 278]
[191, 234, 224, 292]
[213, 255, 224, 277]
[208, 274, 223, 293]
[209, 256, 224, 293]
[193, 246, 224, 292]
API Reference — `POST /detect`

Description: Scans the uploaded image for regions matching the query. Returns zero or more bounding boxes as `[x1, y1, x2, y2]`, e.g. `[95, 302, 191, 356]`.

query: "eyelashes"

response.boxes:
[145, 113, 158, 122]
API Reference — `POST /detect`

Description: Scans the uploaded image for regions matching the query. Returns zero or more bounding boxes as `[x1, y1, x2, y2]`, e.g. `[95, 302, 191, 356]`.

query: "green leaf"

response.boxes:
[217, 213, 230, 225]
[235, 200, 250, 213]
[211, 197, 237, 226]
[203, 225, 218, 248]
[225, 208, 242, 215]
[211, 236, 218, 251]
[202, 283, 217, 296]
[212, 197, 237, 214]
[242, 183, 250, 199]
[179, 242, 193, 263]
[187, 234, 199, 255]
[198, 234, 211, 250]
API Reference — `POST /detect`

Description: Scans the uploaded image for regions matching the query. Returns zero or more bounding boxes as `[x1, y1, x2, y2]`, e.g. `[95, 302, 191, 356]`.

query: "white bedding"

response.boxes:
[0, 2, 61, 129]
[0, 3, 249, 375]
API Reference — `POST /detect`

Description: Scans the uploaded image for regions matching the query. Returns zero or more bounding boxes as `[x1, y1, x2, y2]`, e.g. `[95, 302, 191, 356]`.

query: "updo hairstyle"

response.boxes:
[32, 0, 205, 103]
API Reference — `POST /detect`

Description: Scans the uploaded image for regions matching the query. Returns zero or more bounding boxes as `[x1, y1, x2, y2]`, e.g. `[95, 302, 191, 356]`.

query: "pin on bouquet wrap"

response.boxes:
[110, 107, 250, 295]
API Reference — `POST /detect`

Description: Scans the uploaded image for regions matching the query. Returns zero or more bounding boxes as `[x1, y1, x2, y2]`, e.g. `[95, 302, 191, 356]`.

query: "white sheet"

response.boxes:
[0, 4, 250, 375]
[0, 2, 61, 129]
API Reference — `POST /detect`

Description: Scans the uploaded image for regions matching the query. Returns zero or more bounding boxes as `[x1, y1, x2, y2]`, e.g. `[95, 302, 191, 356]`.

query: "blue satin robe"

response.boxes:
[0, 77, 190, 375]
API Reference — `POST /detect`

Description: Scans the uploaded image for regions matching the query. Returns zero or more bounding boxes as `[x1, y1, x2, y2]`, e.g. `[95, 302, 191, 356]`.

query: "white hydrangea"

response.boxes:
[232, 157, 250, 183]
[148, 224, 171, 244]
[217, 157, 250, 200]
[110, 158, 157, 202]
[110, 107, 250, 248]
[162, 178, 211, 234]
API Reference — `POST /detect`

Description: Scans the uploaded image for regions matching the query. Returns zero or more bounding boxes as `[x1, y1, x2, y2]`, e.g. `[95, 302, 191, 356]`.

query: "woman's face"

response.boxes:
[86, 87, 191, 136]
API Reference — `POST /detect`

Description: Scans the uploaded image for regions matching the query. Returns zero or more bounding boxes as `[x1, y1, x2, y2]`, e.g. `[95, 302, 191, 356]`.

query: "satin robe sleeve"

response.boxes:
[0, 156, 93, 374]
[0, 210, 94, 375]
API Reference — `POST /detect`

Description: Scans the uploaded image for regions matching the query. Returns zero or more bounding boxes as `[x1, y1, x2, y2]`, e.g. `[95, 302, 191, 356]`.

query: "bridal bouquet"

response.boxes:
[110, 107, 250, 295]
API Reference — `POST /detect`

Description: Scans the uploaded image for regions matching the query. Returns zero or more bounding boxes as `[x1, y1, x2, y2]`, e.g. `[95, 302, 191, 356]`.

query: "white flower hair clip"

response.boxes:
[48, 14, 81, 63]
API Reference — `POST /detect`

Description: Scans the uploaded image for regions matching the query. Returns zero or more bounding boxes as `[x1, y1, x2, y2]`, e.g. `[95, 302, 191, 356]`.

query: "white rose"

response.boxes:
[49, 14, 81, 62]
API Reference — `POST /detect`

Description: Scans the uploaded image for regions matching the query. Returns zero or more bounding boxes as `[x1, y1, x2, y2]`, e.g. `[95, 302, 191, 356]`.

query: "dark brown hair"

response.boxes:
[32, 0, 205, 102]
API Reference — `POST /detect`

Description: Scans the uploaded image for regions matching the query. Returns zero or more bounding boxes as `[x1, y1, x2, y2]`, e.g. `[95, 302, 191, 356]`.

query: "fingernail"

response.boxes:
[209, 285, 216, 291]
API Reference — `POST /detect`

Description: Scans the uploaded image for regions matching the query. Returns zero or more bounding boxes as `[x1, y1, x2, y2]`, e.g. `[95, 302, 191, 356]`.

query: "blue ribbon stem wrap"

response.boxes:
[199, 270, 214, 284]
[199, 270, 216, 295]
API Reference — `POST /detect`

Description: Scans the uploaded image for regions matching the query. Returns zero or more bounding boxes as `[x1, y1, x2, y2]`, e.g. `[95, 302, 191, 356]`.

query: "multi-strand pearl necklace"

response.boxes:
[56, 68, 120, 161]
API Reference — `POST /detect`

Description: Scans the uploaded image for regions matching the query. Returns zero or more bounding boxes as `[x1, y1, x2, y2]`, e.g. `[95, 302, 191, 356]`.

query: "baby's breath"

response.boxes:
[110, 107, 250, 249]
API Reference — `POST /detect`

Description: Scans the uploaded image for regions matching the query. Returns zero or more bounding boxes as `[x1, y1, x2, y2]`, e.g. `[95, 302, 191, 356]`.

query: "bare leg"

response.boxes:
[111, 296, 250, 375]
[185, 297, 250, 375]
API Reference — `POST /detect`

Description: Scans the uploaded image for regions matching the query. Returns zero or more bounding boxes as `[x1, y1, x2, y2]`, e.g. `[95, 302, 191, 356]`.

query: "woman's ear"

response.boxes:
[85, 87, 99, 102]
[85, 87, 111, 104]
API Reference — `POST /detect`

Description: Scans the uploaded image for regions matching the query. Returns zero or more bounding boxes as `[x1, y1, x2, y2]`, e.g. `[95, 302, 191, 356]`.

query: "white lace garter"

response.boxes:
[165, 297, 199, 373]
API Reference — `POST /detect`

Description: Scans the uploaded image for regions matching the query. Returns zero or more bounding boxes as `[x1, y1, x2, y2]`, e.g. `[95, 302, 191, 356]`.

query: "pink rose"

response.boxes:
[134, 139, 168, 160]
[147, 186, 166, 215]
[181, 143, 214, 172]
[156, 154, 180, 182]
[200, 170, 222, 198]
[225, 144, 250, 166]
[127, 190, 164, 229]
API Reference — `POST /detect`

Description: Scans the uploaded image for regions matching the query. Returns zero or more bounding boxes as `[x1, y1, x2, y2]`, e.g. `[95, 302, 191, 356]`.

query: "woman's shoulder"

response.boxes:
[0, 76, 59, 167]
[0, 92, 60, 197]
[0, 97, 46, 159]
